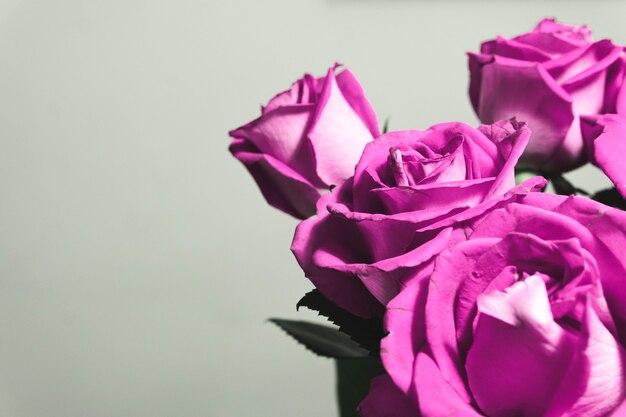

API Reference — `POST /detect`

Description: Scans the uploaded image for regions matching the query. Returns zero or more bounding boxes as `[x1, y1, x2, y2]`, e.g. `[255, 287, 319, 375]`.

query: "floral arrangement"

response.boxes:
[228, 19, 626, 417]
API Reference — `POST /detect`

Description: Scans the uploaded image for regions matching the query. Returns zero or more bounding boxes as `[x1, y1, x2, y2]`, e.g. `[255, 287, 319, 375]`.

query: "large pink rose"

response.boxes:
[363, 193, 626, 417]
[292, 118, 545, 318]
[469, 18, 625, 172]
[229, 65, 380, 219]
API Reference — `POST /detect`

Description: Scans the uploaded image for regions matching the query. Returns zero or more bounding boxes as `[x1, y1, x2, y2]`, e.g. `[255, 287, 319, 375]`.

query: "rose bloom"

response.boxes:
[229, 65, 380, 219]
[292, 118, 545, 318]
[469, 18, 625, 173]
[361, 192, 626, 417]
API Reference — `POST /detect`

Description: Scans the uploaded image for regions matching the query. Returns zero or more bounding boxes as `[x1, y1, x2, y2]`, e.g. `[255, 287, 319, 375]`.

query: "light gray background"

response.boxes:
[0, 1, 621, 416]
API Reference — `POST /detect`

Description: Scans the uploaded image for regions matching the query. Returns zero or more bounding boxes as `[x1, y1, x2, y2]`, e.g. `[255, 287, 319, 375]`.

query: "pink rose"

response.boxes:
[292, 119, 544, 318]
[363, 193, 626, 417]
[469, 18, 624, 172]
[229, 65, 380, 219]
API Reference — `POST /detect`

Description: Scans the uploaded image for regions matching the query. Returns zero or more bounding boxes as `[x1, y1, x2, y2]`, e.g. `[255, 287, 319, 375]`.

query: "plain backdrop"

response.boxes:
[0, 0, 622, 416]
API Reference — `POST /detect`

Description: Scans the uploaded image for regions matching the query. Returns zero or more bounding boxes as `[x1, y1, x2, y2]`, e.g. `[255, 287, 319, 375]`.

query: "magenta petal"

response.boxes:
[476, 59, 575, 169]
[372, 178, 494, 214]
[550, 40, 621, 87]
[335, 68, 381, 138]
[425, 239, 501, 403]
[306, 225, 451, 307]
[471, 198, 596, 245]
[532, 18, 592, 46]
[582, 114, 626, 198]
[580, 114, 607, 162]
[414, 351, 482, 417]
[618, 74, 626, 115]
[479, 118, 532, 197]
[291, 204, 384, 318]
[308, 68, 375, 186]
[420, 176, 547, 232]
[468, 52, 493, 113]
[610, 401, 626, 417]
[229, 104, 318, 179]
[510, 33, 579, 56]
[351, 228, 452, 305]
[546, 298, 626, 417]
[229, 138, 321, 218]
[519, 190, 567, 211]
[482, 36, 553, 62]
[326, 201, 458, 261]
[262, 73, 319, 113]
[358, 375, 417, 417]
[466, 276, 577, 417]
[381, 280, 429, 394]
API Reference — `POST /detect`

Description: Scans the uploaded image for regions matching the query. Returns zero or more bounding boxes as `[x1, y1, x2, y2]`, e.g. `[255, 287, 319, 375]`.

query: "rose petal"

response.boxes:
[468, 52, 494, 113]
[610, 400, 626, 417]
[414, 351, 482, 417]
[514, 32, 584, 56]
[425, 238, 501, 403]
[581, 114, 626, 198]
[381, 279, 429, 394]
[328, 199, 464, 233]
[546, 297, 626, 417]
[262, 73, 318, 113]
[229, 138, 321, 218]
[420, 176, 547, 232]
[546, 40, 621, 87]
[352, 228, 452, 305]
[604, 54, 626, 113]
[358, 375, 417, 417]
[533, 18, 592, 46]
[470, 199, 595, 244]
[308, 68, 375, 186]
[335, 68, 381, 139]
[371, 178, 494, 214]
[229, 104, 318, 181]
[466, 275, 577, 417]
[478, 118, 531, 197]
[291, 202, 383, 317]
[481, 36, 553, 62]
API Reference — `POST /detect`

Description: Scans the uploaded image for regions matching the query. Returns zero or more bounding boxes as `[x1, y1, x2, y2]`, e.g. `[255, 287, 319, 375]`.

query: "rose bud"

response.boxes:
[229, 65, 380, 219]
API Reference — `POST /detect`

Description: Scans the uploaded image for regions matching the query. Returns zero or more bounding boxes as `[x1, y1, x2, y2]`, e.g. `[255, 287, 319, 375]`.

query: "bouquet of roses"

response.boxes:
[228, 19, 626, 417]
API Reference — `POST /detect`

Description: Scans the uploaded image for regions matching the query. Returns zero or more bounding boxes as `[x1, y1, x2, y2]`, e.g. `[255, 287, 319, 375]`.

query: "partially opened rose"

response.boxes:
[469, 18, 625, 172]
[292, 118, 545, 318]
[229, 65, 380, 219]
[363, 193, 626, 417]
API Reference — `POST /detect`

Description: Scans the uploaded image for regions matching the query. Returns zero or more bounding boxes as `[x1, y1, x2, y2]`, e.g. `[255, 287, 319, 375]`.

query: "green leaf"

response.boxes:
[297, 289, 385, 355]
[269, 318, 369, 359]
[336, 357, 385, 417]
[382, 117, 391, 134]
[593, 188, 626, 210]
